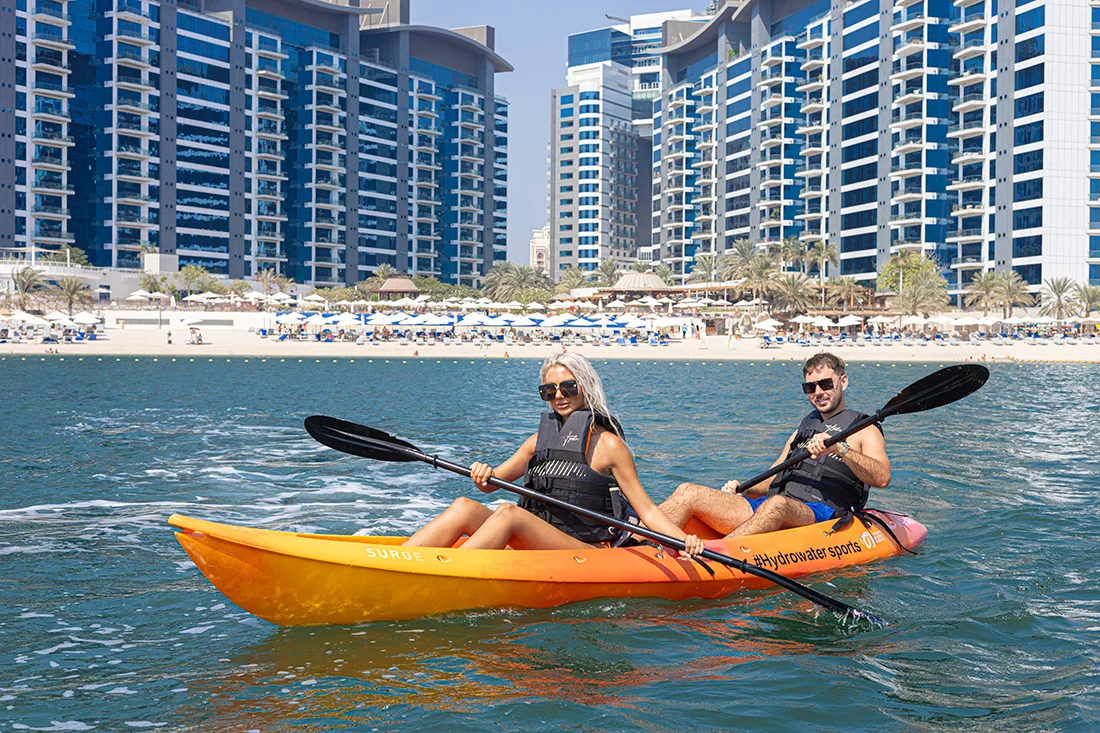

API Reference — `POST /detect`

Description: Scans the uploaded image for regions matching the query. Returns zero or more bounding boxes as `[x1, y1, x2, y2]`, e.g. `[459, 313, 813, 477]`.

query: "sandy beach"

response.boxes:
[3, 323, 1099, 364]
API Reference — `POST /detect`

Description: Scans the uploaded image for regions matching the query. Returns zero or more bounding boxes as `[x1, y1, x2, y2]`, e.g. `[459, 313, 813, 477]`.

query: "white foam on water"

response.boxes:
[178, 625, 215, 635]
[11, 722, 95, 731]
[123, 723, 166, 728]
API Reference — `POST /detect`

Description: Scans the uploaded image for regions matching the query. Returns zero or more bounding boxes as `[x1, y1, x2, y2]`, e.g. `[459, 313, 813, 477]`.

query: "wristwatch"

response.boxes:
[836, 441, 851, 458]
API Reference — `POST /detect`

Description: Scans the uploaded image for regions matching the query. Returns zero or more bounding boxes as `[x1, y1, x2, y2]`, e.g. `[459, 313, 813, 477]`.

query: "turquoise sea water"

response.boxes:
[2, 357, 1099, 731]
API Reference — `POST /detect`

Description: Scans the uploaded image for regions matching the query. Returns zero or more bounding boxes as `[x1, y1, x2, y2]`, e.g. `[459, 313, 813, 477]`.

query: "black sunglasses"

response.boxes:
[801, 377, 836, 394]
[539, 379, 580, 401]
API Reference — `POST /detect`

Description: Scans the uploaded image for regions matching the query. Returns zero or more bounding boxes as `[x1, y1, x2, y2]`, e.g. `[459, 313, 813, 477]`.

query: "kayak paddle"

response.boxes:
[736, 363, 989, 494]
[304, 415, 888, 626]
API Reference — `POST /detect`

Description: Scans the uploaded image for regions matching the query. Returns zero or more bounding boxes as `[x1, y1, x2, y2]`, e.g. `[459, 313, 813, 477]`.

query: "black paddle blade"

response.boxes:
[882, 364, 989, 416]
[304, 415, 421, 463]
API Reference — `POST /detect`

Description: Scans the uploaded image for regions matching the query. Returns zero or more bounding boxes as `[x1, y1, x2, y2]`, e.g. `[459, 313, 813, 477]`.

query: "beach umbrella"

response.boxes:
[868, 315, 895, 325]
[901, 315, 927, 327]
[620, 318, 650, 329]
[500, 301, 523, 310]
[812, 316, 836, 328]
[274, 313, 305, 325]
[539, 314, 575, 328]
[673, 301, 699, 309]
[509, 316, 536, 327]
[304, 313, 330, 326]
[524, 302, 545, 311]
[476, 298, 493, 305]
[837, 315, 863, 328]
[576, 301, 598, 310]
[625, 299, 647, 307]
[713, 299, 732, 306]
[43, 311, 69, 321]
[72, 312, 101, 326]
[657, 297, 675, 304]
[605, 299, 627, 309]
[789, 315, 816, 324]
[125, 292, 150, 302]
[481, 315, 512, 327]
[952, 316, 980, 327]
[128, 289, 153, 298]
[182, 294, 207, 302]
[976, 315, 1001, 327]
[698, 297, 716, 305]
[303, 294, 326, 303]
[148, 292, 170, 301]
[640, 296, 662, 306]
[332, 299, 353, 309]
[53, 317, 77, 328]
[456, 314, 489, 327]
[754, 318, 783, 330]
[333, 313, 362, 327]
[567, 317, 598, 327]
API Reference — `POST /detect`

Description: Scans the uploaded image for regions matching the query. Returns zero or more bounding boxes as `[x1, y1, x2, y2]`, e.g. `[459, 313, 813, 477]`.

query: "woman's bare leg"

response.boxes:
[404, 497, 494, 547]
[461, 503, 591, 551]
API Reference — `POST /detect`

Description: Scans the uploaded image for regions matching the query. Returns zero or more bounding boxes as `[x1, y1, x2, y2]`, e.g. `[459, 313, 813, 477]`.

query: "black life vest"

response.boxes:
[519, 410, 630, 544]
[769, 408, 878, 513]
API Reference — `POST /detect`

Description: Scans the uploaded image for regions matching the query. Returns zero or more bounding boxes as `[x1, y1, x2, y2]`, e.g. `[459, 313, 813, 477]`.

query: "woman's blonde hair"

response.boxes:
[539, 352, 623, 440]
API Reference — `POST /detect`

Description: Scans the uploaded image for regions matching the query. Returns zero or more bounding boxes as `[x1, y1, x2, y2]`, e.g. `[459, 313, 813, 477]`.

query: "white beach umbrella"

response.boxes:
[789, 315, 816, 324]
[625, 299, 647, 307]
[976, 315, 1002, 327]
[754, 318, 783, 330]
[868, 315, 896, 324]
[576, 301, 598, 310]
[605, 299, 628, 309]
[698, 297, 716, 305]
[303, 294, 326, 303]
[620, 318, 650, 329]
[129, 289, 153, 298]
[952, 316, 980, 327]
[657, 297, 675, 304]
[53, 318, 77, 328]
[274, 313, 305, 325]
[928, 315, 955, 326]
[567, 317, 597, 327]
[901, 315, 928, 327]
[270, 292, 294, 302]
[812, 316, 837, 328]
[673, 301, 699, 309]
[125, 292, 149, 302]
[837, 315, 863, 328]
[182, 294, 207, 302]
[43, 311, 70, 321]
[148, 292, 170, 301]
[500, 301, 523, 310]
[713, 299, 732, 306]
[524, 302, 546, 310]
[333, 313, 362, 327]
[640, 296, 661, 306]
[539, 314, 575, 328]
[509, 316, 537, 327]
[72, 312, 101, 326]
[304, 313, 330, 326]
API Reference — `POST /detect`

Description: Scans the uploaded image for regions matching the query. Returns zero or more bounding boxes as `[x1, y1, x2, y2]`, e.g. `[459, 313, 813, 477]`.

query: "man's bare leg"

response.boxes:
[726, 495, 816, 538]
[659, 483, 756, 535]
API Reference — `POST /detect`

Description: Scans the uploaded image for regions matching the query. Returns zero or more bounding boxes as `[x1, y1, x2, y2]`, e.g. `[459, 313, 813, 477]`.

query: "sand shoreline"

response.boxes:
[3, 327, 1098, 364]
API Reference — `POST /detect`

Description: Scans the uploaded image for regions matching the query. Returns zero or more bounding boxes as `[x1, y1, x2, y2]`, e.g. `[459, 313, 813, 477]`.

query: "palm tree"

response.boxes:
[654, 265, 674, 285]
[1038, 277, 1080, 320]
[555, 265, 589, 294]
[1076, 283, 1100, 316]
[779, 236, 806, 273]
[12, 266, 46, 310]
[631, 261, 652, 273]
[718, 238, 756, 281]
[740, 254, 778, 307]
[40, 244, 91, 267]
[807, 241, 839, 306]
[595, 257, 621, 287]
[481, 261, 517, 300]
[993, 270, 1035, 318]
[771, 273, 816, 315]
[892, 269, 950, 316]
[253, 267, 279, 295]
[53, 277, 93, 316]
[688, 252, 721, 283]
[273, 274, 294, 294]
[828, 276, 868, 311]
[963, 270, 1000, 316]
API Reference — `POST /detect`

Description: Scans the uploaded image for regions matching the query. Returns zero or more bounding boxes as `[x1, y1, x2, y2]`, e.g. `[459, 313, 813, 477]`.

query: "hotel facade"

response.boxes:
[0, 0, 510, 289]
[637, 0, 1096, 298]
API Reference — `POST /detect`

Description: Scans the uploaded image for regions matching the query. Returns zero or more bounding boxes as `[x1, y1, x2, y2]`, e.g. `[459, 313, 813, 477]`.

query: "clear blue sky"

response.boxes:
[412, 0, 693, 264]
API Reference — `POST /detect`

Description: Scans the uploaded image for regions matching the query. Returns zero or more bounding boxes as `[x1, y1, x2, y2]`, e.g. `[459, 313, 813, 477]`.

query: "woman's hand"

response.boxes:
[680, 533, 704, 558]
[469, 462, 495, 492]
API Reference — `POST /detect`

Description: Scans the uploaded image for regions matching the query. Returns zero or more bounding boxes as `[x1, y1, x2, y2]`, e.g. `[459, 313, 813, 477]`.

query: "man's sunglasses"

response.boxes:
[801, 377, 836, 394]
[539, 379, 580, 401]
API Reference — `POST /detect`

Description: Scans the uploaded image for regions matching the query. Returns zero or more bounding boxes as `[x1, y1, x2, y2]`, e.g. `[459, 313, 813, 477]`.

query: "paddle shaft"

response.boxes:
[376, 439, 879, 620]
[736, 368, 963, 494]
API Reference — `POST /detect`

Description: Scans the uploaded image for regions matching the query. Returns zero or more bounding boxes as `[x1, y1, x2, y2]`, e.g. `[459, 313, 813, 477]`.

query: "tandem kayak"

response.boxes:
[168, 511, 927, 627]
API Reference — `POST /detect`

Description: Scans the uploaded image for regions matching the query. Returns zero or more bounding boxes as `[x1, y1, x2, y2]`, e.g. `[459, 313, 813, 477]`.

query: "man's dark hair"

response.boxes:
[803, 352, 846, 377]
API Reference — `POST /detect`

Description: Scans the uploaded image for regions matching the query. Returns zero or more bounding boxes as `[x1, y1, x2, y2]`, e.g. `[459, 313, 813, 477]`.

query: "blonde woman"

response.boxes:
[405, 353, 702, 555]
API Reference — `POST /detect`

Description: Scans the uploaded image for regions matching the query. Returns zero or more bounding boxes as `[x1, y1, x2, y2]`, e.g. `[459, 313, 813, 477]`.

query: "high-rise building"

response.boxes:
[529, 224, 549, 273]
[546, 10, 709, 279]
[0, 0, 510, 289]
[645, 0, 1096, 297]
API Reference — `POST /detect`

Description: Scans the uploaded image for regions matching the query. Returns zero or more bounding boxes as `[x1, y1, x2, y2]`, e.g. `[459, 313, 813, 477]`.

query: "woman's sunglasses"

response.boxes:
[801, 377, 836, 394]
[539, 379, 580, 401]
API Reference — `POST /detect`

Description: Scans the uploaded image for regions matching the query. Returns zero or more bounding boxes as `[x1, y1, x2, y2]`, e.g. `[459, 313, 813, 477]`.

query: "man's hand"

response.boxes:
[805, 432, 839, 460]
[721, 480, 740, 494]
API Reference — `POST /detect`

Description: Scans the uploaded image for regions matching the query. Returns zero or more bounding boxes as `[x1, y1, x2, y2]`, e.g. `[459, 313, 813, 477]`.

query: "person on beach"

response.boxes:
[659, 352, 891, 537]
[405, 353, 703, 555]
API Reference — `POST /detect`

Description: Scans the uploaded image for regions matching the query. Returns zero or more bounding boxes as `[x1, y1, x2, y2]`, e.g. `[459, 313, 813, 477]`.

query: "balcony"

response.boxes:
[890, 110, 925, 130]
[950, 12, 987, 35]
[947, 228, 984, 241]
[892, 186, 924, 203]
[894, 136, 925, 154]
[891, 211, 924, 226]
[115, 48, 150, 68]
[116, 75, 154, 93]
[953, 92, 987, 113]
[759, 68, 786, 87]
[32, 102, 69, 121]
[115, 0, 151, 21]
[947, 175, 986, 191]
[32, 32, 75, 49]
[802, 96, 825, 115]
[117, 120, 155, 135]
[116, 213, 156, 226]
[951, 202, 985, 216]
[797, 30, 825, 50]
[801, 140, 825, 157]
[32, 55, 70, 73]
[895, 37, 925, 57]
[115, 98, 152, 114]
[891, 10, 926, 33]
[796, 76, 824, 93]
[954, 39, 987, 61]
[33, 229, 75, 242]
[32, 129, 74, 145]
[951, 255, 983, 268]
[801, 50, 825, 72]
[31, 178, 73, 193]
[33, 4, 71, 23]
[890, 161, 924, 178]
[115, 191, 153, 204]
[892, 238, 927, 251]
[952, 149, 986, 166]
[948, 120, 986, 138]
[32, 155, 69, 170]
[894, 87, 925, 106]
[32, 205, 70, 218]
[891, 59, 925, 82]
[116, 27, 154, 45]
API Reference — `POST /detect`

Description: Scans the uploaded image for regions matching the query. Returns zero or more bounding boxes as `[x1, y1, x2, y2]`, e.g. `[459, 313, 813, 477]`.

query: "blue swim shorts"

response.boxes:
[745, 495, 837, 523]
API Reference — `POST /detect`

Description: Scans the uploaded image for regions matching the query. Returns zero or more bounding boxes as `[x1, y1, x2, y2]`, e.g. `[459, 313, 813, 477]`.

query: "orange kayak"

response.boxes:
[169, 510, 927, 627]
